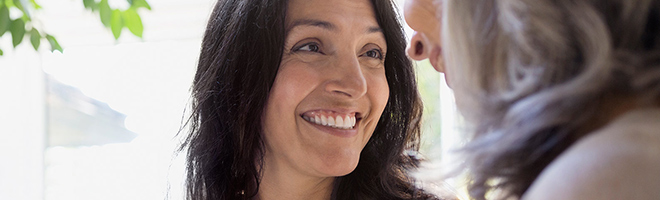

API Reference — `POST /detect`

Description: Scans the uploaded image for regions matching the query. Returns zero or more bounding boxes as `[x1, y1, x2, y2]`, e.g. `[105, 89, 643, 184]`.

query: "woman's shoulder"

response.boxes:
[522, 107, 660, 200]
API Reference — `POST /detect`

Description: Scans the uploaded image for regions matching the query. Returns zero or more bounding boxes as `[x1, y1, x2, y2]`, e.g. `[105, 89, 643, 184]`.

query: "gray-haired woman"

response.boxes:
[405, 0, 660, 199]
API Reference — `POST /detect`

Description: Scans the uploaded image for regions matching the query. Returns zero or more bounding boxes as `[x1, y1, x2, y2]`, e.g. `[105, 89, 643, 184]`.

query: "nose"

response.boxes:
[407, 31, 429, 61]
[324, 53, 367, 99]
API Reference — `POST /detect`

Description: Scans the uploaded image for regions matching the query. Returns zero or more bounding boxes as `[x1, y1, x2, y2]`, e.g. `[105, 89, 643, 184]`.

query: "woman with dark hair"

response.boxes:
[405, 0, 660, 199]
[181, 0, 441, 199]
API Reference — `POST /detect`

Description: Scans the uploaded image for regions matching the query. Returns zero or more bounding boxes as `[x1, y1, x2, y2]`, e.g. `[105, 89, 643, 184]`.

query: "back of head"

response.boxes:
[442, 0, 660, 199]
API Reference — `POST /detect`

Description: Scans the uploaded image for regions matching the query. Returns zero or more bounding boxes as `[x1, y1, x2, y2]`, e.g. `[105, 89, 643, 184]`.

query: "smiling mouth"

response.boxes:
[301, 111, 360, 130]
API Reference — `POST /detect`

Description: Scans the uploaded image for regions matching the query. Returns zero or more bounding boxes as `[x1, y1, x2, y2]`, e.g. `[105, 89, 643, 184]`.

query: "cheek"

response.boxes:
[367, 71, 390, 113]
[441, 59, 454, 88]
[263, 63, 317, 128]
[270, 61, 318, 103]
[404, 0, 428, 30]
[405, 1, 441, 35]
[444, 72, 453, 89]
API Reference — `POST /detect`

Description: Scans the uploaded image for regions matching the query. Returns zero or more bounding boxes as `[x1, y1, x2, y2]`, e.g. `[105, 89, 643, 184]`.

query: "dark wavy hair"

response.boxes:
[180, 0, 436, 199]
[442, 0, 660, 199]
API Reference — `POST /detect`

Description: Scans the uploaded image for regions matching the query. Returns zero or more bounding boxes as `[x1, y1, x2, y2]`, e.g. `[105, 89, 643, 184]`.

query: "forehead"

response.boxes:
[286, 0, 379, 29]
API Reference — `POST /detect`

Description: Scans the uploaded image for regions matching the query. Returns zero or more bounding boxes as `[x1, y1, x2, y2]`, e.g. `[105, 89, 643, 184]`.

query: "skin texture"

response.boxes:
[404, 0, 444, 73]
[522, 98, 660, 200]
[259, 0, 389, 199]
[522, 113, 660, 200]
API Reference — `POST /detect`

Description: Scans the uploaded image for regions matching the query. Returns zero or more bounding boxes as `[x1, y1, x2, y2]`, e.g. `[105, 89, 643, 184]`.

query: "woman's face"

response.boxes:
[262, 0, 389, 178]
[404, 0, 444, 73]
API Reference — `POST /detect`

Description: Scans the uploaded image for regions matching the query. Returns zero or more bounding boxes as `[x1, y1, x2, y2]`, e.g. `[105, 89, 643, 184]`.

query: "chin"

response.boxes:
[316, 154, 361, 177]
[325, 165, 358, 177]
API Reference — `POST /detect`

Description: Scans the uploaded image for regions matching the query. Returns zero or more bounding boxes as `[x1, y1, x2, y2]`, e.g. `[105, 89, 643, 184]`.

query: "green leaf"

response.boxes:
[4, 0, 13, 7]
[12, 0, 29, 19]
[0, 5, 9, 36]
[0, 47, 3, 55]
[30, 28, 39, 50]
[131, 0, 150, 10]
[46, 34, 62, 53]
[110, 9, 123, 39]
[29, 0, 40, 9]
[99, 0, 111, 27]
[9, 19, 25, 47]
[123, 8, 142, 37]
[83, 0, 96, 11]
[12, 0, 23, 11]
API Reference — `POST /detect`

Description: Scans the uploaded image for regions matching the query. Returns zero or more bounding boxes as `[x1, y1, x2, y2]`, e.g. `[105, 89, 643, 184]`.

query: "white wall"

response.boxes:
[0, 40, 46, 200]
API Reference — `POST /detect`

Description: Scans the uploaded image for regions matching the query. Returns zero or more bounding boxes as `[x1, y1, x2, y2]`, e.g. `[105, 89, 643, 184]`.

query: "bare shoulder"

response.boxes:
[522, 113, 660, 200]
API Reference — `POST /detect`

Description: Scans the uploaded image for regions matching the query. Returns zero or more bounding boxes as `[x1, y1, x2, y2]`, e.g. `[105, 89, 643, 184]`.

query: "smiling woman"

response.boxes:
[262, 0, 391, 187]
[180, 0, 443, 199]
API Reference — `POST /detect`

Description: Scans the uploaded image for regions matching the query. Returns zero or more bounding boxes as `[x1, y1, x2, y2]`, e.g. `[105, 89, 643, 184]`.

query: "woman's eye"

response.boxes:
[295, 43, 320, 52]
[364, 49, 383, 60]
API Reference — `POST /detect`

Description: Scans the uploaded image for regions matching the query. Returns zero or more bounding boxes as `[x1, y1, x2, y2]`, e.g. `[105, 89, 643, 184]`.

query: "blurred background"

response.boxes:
[0, 0, 461, 199]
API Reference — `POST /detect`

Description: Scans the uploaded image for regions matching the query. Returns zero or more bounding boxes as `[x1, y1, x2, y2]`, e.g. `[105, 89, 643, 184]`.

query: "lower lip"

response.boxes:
[302, 117, 359, 138]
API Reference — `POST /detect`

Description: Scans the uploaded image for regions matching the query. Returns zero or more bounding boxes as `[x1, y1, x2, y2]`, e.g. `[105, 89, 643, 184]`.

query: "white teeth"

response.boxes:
[342, 116, 350, 128]
[351, 116, 356, 126]
[336, 116, 344, 127]
[346, 116, 355, 126]
[303, 114, 357, 129]
[327, 116, 335, 127]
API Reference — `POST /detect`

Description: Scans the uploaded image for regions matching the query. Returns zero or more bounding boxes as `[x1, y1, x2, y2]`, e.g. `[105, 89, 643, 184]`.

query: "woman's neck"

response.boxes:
[255, 157, 335, 200]
[578, 93, 641, 136]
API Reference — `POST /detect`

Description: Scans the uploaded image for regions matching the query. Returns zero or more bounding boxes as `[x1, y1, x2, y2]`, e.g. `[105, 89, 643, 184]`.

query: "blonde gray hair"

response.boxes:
[442, 0, 660, 199]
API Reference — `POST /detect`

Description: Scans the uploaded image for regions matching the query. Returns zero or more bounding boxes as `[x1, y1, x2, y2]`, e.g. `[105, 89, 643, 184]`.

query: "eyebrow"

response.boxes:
[367, 26, 382, 33]
[287, 19, 383, 34]
[289, 19, 336, 31]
